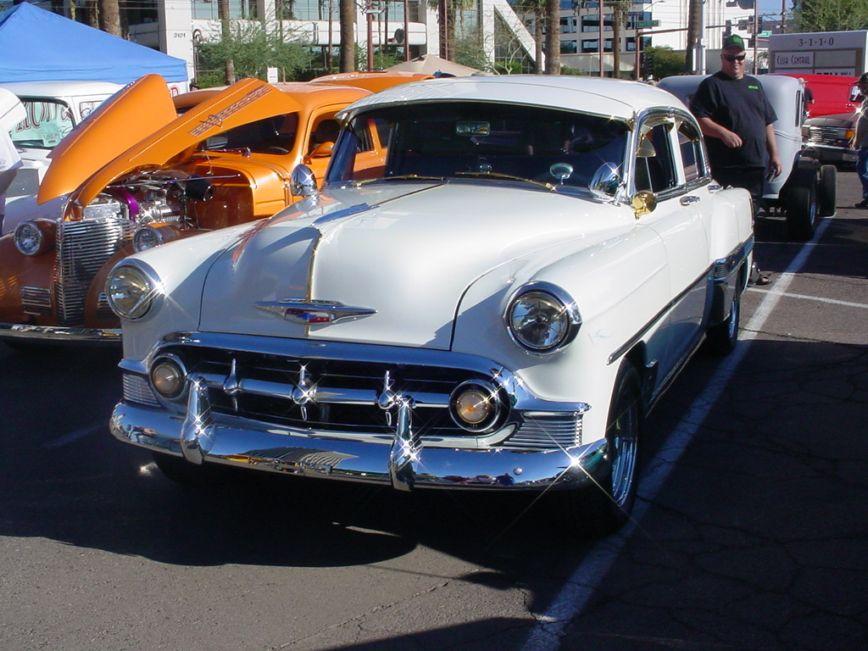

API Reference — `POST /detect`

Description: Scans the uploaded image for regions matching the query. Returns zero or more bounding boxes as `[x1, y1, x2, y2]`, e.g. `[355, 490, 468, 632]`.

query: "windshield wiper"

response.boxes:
[453, 171, 557, 192]
[355, 174, 445, 186]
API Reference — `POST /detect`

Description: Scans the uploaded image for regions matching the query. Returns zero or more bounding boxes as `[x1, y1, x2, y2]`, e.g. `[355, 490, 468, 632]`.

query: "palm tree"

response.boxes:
[544, 0, 560, 74]
[99, 0, 121, 36]
[610, 0, 631, 78]
[339, 0, 355, 71]
[219, 0, 236, 83]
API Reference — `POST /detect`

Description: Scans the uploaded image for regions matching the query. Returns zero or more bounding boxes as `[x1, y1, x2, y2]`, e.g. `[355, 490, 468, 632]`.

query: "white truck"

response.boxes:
[769, 31, 868, 77]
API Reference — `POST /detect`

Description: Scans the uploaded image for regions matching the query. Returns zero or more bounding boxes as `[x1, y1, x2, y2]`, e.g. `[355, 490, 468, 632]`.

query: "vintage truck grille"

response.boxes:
[54, 217, 131, 325]
[807, 126, 849, 147]
[20, 286, 52, 316]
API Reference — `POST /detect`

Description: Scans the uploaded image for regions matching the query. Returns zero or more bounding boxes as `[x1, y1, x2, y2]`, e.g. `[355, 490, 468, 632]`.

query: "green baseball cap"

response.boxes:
[723, 34, 746, 51]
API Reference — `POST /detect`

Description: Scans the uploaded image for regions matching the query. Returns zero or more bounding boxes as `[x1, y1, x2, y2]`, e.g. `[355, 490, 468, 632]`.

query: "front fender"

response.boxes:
[452, 221, 669, 443]
[0, 233, 57, 325]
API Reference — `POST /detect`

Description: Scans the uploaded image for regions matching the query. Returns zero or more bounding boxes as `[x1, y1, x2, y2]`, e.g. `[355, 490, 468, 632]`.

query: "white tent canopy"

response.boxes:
[386, 54, 480, 77]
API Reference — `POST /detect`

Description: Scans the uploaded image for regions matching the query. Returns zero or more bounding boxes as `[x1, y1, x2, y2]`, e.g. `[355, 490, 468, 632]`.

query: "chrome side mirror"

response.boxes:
[631, 190, 657, 218]
[589, 163, 622, 201]
[290, 164, 318, 198]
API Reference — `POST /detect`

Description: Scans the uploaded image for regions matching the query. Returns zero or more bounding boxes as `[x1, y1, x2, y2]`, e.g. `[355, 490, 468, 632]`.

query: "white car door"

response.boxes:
[633, 115, 710, 383]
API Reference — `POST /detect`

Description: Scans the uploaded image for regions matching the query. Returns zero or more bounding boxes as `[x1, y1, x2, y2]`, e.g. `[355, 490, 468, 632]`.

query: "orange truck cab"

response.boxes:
[0, 75, 374, 345]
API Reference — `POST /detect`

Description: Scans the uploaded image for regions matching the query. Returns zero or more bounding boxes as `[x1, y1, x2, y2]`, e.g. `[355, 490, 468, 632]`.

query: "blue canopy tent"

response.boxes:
[0, 3, 187, 84]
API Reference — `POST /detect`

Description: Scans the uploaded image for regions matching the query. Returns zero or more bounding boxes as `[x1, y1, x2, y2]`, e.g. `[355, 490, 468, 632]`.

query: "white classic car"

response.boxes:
[107, 76, 753, 531]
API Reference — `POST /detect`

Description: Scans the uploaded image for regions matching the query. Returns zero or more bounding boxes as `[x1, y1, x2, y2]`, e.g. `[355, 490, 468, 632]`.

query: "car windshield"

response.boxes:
[327, 102, 629, 193]
[199, 113, 299, 154]
[11, 98, 75, 150]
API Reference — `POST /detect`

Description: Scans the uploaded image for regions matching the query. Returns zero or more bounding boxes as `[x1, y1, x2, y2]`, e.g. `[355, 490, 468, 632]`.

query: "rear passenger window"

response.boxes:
[677, 122, 704, 183]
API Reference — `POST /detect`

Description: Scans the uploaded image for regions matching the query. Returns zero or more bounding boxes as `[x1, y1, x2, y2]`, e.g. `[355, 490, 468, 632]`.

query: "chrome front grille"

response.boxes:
[20, 286, 51, 316]
[808, 126, 848, 146]
[54, 217, 131, 324]
[161, 345, 487, 438]
[503, 415, 582, 450]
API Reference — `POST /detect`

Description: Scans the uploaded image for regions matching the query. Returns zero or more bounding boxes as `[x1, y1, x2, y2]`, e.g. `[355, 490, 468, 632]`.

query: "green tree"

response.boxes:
[794, 0, 868, 32]
[642, 46, 685, 80]
[196, 22, 313, 87]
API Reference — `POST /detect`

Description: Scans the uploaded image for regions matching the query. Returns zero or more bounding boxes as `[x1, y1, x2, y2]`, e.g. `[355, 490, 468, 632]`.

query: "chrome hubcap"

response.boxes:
[610, 399, 638, 507]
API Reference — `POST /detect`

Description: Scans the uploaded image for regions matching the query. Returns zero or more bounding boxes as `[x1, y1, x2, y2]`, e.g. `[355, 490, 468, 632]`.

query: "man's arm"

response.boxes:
[697, 116, 743, 148]
[765, 124, 783, 177]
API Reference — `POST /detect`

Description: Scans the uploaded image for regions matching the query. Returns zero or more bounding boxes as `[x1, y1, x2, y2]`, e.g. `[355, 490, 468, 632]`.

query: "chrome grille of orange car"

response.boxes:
[20, 286, 51, 316]
[54, 217, 131, 325]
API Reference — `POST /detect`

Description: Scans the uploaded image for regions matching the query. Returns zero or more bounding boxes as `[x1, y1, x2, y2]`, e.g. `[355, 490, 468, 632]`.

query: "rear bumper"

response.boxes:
[0, 323, 121, 344]
[110, 401, 608, 491]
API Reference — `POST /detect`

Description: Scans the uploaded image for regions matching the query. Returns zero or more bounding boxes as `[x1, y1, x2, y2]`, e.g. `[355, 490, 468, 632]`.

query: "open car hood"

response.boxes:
[39, 77, 303, 209]
[38, 74, 177, 204]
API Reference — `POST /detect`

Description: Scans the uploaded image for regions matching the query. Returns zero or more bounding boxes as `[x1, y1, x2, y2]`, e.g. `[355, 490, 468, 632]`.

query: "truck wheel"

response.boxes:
[563, 363, 641, 537]
[785, 182, 817, 241]
[818, 165, 836, 217]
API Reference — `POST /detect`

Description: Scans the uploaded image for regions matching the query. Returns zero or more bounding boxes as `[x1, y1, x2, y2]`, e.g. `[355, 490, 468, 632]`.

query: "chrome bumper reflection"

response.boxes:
[0, 323, 121, 344]
[110, 401, 607, 491]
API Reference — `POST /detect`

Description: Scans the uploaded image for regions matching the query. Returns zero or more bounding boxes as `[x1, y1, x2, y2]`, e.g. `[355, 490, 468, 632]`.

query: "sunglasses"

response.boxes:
[723, 54, 746, 63]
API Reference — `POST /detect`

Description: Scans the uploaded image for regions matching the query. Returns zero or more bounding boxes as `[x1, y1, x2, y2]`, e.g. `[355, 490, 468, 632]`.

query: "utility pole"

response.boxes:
[367, 0, 374, 70]
[403, 0, 410, 60]
[599, 0, 604, 77]
[327, 0, 333, 71]
[753, 5, 759, 74]
[780, 0, 785, 34]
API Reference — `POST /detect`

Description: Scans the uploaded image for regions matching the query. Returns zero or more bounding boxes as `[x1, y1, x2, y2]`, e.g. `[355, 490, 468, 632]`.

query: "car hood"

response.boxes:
[199, 182, 621, 349]
[39, 77, 302, 210]
[805, 113, 855, 128]
[38, 74, 177, 204]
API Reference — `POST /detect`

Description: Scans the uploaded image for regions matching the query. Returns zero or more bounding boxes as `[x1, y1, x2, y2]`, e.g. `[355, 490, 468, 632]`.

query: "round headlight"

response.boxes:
[150, 357, 186, 399]
[133, 227, 161, 252]
[506, 287, 580, 353]
[14, 221, 44, 256]
[106, 264, 159, 320]
[449, 381, 501, 432]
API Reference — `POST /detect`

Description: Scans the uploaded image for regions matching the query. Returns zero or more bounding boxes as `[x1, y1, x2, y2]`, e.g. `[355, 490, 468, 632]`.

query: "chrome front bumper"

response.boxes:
[110, 400, 608, 491]
[0, 323, 121, 344]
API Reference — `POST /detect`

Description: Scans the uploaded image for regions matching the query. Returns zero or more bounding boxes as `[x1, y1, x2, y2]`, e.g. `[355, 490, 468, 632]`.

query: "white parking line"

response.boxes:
[747, 286, 868, 310]
[42, 423, 104, 449]
[523, 217, 834, 650]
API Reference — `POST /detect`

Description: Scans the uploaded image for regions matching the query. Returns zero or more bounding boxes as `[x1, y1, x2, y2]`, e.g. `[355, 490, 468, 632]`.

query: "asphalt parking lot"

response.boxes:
[0, 173, 866, 651]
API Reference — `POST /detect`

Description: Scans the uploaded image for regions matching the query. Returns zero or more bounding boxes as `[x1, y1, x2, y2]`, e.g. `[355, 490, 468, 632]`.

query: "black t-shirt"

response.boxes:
[690, 72, 777, 170]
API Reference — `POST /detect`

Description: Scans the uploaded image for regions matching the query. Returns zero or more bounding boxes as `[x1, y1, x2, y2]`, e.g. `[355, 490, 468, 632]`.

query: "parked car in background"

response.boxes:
[0, 80, 123, 234]
[802, 110, 860, 168]
[310, 70, 433, 93]
[659, 74, 836, 240]
[108, 76, 754, 532]
[0, 75, 371, 345]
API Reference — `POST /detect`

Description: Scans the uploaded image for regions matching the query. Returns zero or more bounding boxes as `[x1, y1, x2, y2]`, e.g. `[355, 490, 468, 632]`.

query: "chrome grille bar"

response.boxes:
[503, 415, 582, 450]
[55, 216, 131, 324]
[20, 286, 51, 316]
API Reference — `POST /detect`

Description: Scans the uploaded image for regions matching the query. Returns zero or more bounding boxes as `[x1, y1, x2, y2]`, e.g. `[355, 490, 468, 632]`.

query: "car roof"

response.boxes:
[273, 82, 371, 108]
[0, 80, 124, 97]
[342, 75, 687, 120]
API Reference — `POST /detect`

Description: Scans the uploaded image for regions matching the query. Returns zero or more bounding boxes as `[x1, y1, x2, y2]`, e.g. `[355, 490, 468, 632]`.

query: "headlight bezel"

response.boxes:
[105, 259, 163, 321]
[504, 282, 582, 354]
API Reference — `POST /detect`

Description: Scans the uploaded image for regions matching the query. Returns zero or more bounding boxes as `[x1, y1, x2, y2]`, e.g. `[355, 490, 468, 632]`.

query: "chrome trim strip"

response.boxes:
[0, 323, 121, 343]
[255, 298, 376, 325]
[607, 236, 752, 365]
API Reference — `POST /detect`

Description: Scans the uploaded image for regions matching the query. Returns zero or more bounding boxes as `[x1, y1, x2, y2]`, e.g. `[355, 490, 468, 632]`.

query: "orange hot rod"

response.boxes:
[0, 75, 377, 345]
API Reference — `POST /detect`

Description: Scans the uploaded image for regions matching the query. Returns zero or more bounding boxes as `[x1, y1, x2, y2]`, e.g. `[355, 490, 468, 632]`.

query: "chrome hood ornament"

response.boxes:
[255, 298, 376, 325]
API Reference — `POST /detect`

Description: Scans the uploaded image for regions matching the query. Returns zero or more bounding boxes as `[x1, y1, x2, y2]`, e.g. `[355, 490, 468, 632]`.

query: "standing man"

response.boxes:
[0, 89, 24, 235]
[851, 73, 868, 208]
[690, 34, 782, 284]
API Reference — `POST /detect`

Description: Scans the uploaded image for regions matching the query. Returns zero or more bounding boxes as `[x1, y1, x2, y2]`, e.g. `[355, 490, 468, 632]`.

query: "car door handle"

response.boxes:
[680, 195, 701, 205]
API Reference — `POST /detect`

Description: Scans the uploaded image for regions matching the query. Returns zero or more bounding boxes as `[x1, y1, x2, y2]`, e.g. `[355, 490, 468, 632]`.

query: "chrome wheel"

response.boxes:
[609, 394, 639, 508]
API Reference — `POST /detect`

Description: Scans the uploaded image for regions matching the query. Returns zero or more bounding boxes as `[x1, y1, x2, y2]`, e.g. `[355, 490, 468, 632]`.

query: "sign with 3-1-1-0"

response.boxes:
[769, 30, 868, 76]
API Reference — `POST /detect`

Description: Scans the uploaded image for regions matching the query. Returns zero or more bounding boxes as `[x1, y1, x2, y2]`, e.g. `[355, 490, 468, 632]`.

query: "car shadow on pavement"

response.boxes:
[1, 336, 867, 648]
